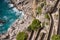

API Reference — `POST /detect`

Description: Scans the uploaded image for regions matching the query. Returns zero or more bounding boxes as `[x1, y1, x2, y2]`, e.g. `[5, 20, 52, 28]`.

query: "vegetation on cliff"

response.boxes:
[52, 35, 60, 40]
[16, 32, 28, 40]
[28, 19, 41, 31]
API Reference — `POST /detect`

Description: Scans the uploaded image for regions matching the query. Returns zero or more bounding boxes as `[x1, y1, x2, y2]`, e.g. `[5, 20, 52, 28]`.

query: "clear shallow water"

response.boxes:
[0, 0, 23, 34]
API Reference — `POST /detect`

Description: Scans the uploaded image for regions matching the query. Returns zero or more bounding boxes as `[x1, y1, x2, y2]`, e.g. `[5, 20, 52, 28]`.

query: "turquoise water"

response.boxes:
[0, 0, 23, 34]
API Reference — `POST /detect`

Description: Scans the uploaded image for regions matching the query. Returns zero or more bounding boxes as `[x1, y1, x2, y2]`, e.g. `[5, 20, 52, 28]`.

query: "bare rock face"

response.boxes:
[0, 0, 60, 40]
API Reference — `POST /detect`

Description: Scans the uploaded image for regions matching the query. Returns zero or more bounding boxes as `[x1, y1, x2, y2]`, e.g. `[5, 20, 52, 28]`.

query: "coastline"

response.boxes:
[0, 0, 60, 40]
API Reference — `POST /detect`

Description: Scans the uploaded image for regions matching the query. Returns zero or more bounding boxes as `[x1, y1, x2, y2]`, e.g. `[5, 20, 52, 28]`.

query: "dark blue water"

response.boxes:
[0, 0, 23, 34]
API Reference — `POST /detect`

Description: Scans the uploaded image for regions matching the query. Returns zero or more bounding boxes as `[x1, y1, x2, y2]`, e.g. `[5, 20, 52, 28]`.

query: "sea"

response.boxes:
[0, 0, 24, 34]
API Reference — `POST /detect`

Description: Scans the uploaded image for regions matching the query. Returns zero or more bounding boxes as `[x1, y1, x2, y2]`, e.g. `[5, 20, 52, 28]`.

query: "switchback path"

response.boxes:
[47, 0, 60, 40]
[35, 27, 44, 40]
[40, 33, 46, 40]
[29, 30, 34, 40]
[57, 8, 60, 34]
[51, 0, 60, 14]
[47, 14, 54, 40]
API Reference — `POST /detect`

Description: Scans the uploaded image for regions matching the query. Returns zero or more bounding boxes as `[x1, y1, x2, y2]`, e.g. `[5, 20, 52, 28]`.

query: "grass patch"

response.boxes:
[36, 7, 42, 15]
[45, 13, 50, 20]
[52, 35, 60, 40]
[36, 0, 46, 15]
[44, 0, 46, 5]
[16, 32, 28, 40]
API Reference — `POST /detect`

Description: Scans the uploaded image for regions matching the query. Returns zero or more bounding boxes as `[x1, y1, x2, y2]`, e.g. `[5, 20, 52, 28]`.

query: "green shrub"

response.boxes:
[28, 19, 41, 31]
[36, 7, 42, 15]
[45, 13, 50, 20]
[16, 32, 28, 40]
[41, 3, 45, 8]
[46, 22, 49, 25]
[52, 35, 60, 40]
[44, 0, 46, 5]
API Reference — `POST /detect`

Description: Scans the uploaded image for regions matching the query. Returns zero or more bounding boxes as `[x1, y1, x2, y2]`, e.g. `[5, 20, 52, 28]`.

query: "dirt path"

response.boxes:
[32, 0, 37, 17]
[57, 8, 60, 34]
[47, 0, 59, 40]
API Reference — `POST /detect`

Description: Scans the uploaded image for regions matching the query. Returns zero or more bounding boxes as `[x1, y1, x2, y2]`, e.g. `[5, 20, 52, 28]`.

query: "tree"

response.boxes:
[28, 19, 41, 31]
[16, 32, 28, 40]
[52, 35, 60, 40]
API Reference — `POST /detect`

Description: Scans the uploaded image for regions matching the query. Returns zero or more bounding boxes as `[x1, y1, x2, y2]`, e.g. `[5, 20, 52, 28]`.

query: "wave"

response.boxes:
[0, 0, 24, 34]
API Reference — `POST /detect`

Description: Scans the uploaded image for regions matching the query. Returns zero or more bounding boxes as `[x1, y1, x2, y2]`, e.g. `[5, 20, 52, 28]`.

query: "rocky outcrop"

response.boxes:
[0, 0, 60, 40]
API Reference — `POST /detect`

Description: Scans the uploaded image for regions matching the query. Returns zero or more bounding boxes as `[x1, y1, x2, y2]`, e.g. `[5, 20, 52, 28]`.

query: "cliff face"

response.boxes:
[0, 0, 60, 40]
